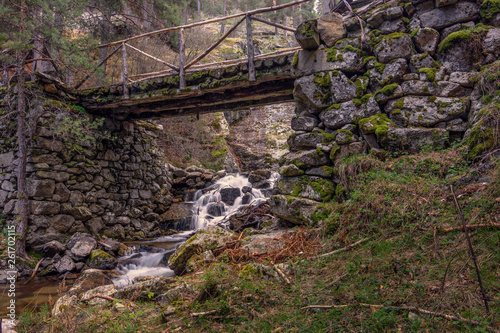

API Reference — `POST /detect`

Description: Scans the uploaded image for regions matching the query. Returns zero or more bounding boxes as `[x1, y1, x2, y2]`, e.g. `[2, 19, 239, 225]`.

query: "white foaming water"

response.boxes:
[113, 173, 278, 288]
[191, 173, 272, 229]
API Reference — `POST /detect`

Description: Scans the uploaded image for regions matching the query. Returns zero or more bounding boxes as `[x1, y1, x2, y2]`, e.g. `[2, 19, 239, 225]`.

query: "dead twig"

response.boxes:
[437, 224, 500, 233]
[303, 303, 498, 331]
[450, 185, 490, 314]
[80, 294, 117, 303]
[23, 258, 43, 284]
[310, 238, 370, 260]
[190, 310, 218, 317]
[273, 264, 291, 285]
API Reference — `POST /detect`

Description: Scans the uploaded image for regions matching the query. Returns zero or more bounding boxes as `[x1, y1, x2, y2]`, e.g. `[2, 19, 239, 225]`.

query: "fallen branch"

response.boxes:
[303, 303, 498, 331]
[23, 258, 44, 284]
[98, 241, 113, 249]
[437, 224, 500, 233]
[80, 294, 116, 303]
[451, 185, 490, 314]
[190, 310, 218, 317]
[310, 238, 370, 260]
[273, 264, 291, 285]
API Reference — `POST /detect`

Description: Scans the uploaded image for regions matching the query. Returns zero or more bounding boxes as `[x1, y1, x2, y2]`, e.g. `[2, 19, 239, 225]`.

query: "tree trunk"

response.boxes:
[220, 0, 227, 34]
[322, 0, 330, 14]
[197, 0, 201, 22]
[97, 3, 112, 85]
[15, 51, 29, 260]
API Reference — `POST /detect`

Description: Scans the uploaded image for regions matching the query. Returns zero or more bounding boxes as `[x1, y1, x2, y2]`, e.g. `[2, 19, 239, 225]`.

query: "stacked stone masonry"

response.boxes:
[0, 114, 173, 249]
[276, 0, 500, 210]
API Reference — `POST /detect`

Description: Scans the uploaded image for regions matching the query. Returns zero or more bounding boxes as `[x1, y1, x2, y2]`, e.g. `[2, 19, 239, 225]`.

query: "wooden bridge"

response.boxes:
[76, 0, 318, 120]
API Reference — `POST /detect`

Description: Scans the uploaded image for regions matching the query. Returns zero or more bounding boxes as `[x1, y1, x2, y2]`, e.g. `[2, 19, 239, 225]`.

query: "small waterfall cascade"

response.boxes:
[191, 173, 277, 229]
[113, 173, 279, 287]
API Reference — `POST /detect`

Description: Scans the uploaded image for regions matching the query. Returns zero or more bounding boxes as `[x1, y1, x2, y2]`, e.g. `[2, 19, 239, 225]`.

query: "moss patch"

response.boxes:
[358, 113, 394, 137]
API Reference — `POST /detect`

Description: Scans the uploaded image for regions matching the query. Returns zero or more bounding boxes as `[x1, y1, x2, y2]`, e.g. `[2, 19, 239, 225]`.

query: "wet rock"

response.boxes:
[207, 202, 225, 216]
[34, 240, 65, 257]
[168, 225, 236, 275]
[87, 250, 117, 270]
[70, 238, 97, 258]
[54, 255, 76, 274]
[220, 187, 241, 205]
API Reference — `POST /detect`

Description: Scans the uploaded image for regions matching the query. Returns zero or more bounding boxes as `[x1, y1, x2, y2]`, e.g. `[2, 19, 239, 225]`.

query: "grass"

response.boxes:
[18, 147, 500, 332]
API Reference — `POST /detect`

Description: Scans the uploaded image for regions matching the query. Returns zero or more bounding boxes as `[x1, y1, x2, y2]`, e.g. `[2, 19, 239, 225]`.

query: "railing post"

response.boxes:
[246, 14, 256, 82]
[121, 43, 129, 99]
[179, 28, 186, 90]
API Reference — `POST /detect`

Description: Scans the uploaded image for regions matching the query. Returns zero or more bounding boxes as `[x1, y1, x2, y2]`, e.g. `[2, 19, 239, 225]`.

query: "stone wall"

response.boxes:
[0, 103, 173, 250]
[271, 0, 500, 222]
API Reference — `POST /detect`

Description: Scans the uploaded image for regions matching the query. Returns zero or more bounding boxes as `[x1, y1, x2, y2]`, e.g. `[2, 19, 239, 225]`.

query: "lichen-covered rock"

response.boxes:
[87, 250, 117, 270]
[385, 96, 469, 127]
[80, 284, 117, 305]
[112, 277, 175, 299]
[295, 20, 320, 50]
[294, 71, 358, 113]
[317, 12, 346, 47]
[374, 33, 413, 63]
[358, 113, 394, 137]
[28, 179, 55, 198]
[320, 96, 380, 130]
[279, 164, 305, 177]
[288, 132, 333, 151]
[378, 127, 449, 153]
[54, 255, 76, 274]
[241, 230, 287, 254]
[410, 54, 437, 72]
[418, 1, 479, 30]
[368, 58, 408, 91]
[483, 28, 500, 55]
[269, 194, 323, 225]
[291, 116, 319, 131]
[168, 225, 236, 275]
[412, 28, 440, 55]
[281, 149, 330, 169]
[70, 238, 97, 259]
[276, 175, 336, 202]
[374, 84, 404, 104]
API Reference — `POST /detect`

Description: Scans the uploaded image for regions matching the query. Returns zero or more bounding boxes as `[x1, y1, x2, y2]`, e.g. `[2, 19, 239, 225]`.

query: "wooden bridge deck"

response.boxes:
[78, 50, 297, 119]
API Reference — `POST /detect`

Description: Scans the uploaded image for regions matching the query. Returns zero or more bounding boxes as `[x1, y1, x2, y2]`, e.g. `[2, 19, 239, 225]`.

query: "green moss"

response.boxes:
[392, 109, 402, 115]
[418, 68, 438, 82]
[363, 56, 376, 66]
[374, 84, 399, 101]
[301, 21, 317, 37]
[438, 25, 491, 53]
[354, 76, 369, 97]
[423, 86, 429, 92]
[313, 72, 332, 88]
[358, 113, 394, 137]
[327, 103, 342, 110]
[329, 144, 341, 161]
[410, 28, 420, 37]
[292, 53, 299, 69]
[427, 96, 437, 103]
[90, 250, 114, 264]
[374, 61, 386, 74]
[292, 176, 335, 202]
[480, 0, 500, 20]
[335, 129, 354, 144]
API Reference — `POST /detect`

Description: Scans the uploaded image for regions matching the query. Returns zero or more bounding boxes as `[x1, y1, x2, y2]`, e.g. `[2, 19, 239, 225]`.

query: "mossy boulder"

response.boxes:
[276, 175, 336, 202]
[320, 96, 380, 130]
[378, 127, 449, 153]
[359, 113, 394, 137]
[269, 194, 323, 226]
[385, 96, 469, 127]
[168, 225, 236, 275]
[87, 250, 117, 270]
[280, 149, 330, 169]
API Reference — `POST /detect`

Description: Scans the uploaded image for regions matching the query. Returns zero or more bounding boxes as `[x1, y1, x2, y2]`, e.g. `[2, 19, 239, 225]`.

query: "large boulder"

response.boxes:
[378, 127, 449, 153]
[269, 195, 323, 226]
[168, 225, 236, 275]
[294, 71, 358, 113]
[374, 33, 413, 63]
[418, 1, 479, 30]
[276, 175, 336, 202]
[320, 96, 381, 130]
[317, 12, 346, 47]
[281, 150, 330, 169]
[385, 96, 469, 127]
[70, 237, 97, 259]
[220, 187, 241, 206]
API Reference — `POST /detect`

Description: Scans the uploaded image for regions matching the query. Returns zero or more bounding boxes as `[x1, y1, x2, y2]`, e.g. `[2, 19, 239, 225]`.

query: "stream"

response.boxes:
[0, 173, 276, 315]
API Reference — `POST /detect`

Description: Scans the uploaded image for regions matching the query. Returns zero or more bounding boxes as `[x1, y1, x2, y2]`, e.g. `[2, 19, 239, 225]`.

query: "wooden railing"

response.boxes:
[75, 0, 314, 98]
